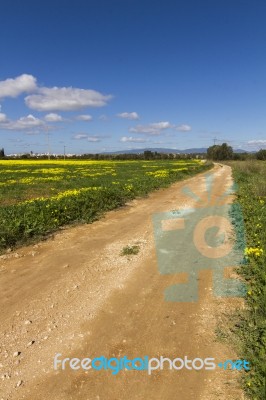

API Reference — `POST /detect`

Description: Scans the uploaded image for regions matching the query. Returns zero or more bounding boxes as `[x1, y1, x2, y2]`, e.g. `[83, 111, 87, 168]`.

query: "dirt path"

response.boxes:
[0, 164, 245, 400]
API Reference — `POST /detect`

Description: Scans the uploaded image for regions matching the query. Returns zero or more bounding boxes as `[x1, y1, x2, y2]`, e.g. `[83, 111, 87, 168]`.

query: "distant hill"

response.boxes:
[101, 147, 247, 155]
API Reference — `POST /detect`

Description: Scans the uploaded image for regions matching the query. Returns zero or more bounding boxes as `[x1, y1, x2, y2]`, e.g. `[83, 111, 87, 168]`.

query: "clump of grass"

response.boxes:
[215, 326, 229, 343]
[120, 245, 140, 256]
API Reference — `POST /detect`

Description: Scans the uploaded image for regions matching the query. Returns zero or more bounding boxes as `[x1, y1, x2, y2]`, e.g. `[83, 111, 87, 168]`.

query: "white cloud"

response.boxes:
[0, 114, 45, 131]
[0, 113, 8, 122]
[150, 122, 172, 129]
[76, 114, 93, 121]
[0, 74, 37, 99]
[120, 136, 147, 143]
[117, 112, 139, 120]
[73, 133, 109, 142]
[87, 136, 101, 142]
[25, 86, 112, 111]
[129, 121, 172, 135]
[129, 121, 192, 135]
[73, 134, 88, 139]
[44, 113, 63, 122]
[247, 140, 266, 145]
[176, 124, 192, 132]
[11, 114, 44, 129]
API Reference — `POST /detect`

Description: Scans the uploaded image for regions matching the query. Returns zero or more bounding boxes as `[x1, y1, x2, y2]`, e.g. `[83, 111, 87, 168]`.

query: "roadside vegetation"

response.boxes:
[229, 160, 266, 399]
[0, 159, 211, 252]
[120, 245, 140, 256]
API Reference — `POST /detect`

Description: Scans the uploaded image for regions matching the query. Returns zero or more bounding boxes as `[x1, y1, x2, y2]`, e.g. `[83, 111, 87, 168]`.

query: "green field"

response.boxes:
[229, 161, 266, 400]
[0, 159, 211, 252]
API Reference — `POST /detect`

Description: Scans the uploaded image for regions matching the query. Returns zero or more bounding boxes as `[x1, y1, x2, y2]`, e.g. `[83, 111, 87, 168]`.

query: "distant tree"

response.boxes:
[233, 152, 252, 161]
[20, 153, 31, 159]
[144, 150, 153, 160]
[256, 149, 266, 160]
[207, 143, 233, 160]
[0, 148, 5, 158]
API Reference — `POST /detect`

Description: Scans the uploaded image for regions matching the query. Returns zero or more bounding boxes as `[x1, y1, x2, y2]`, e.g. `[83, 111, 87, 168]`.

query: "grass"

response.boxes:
[0, 159, 212, 252]
[120, 245, 140, 256]
[227, 160, 266, 399]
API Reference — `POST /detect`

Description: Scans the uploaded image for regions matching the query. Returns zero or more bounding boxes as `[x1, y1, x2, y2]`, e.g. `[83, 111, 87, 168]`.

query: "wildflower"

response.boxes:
[244, 247, 264, 258]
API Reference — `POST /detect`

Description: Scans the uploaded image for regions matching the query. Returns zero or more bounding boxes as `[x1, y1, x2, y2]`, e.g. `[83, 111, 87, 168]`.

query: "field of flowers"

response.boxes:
[0, 159, 211, 252]
[230, 161, 266, 400]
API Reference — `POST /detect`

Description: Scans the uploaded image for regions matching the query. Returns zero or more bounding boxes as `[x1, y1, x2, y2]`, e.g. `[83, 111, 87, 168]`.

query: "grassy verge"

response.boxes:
[229, 161, 266, 399]
[0, 160, 212, 253]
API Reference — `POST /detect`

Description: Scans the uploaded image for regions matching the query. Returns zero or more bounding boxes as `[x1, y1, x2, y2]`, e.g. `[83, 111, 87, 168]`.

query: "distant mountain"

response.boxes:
[101, 147, 208, 155]
[234, 149, 248, 153]
[101, 147, 248, 155]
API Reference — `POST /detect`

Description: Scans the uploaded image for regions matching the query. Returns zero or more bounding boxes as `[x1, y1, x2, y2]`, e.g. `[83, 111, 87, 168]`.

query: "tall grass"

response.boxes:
[229, 160, 266, 399]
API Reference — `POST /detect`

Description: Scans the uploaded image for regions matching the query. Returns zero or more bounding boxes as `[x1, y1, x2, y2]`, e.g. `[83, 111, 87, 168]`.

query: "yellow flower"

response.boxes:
[244, 247, 264, 258]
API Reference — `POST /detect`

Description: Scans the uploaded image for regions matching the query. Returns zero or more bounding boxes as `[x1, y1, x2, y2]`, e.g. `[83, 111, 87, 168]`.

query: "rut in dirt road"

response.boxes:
[0, 164, 245, 400]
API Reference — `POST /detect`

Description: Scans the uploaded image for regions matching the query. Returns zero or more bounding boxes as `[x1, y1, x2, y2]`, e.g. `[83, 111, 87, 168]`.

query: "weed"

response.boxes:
[120, 245, 140, 256]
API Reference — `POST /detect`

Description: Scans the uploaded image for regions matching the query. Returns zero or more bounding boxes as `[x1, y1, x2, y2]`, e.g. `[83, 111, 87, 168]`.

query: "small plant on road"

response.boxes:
[120, 245, 140, 256]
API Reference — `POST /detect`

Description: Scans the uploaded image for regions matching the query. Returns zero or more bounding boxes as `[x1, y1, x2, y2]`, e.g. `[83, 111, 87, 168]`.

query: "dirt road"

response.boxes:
[0, 164, 245, 400]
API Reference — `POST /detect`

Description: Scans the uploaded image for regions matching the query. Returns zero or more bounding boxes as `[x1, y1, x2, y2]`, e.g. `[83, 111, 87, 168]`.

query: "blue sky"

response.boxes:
[0, 0, 266, 154]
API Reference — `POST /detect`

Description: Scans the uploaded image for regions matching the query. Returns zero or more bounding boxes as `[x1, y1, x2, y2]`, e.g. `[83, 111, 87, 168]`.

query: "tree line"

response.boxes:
[1, 145, 266, 161]
[207, 143, 266, 161]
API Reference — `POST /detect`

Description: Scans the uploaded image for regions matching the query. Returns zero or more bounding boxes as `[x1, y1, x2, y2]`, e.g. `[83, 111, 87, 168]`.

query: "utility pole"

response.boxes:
[46, 132, 51, 160]
[213, 137, 217, 145]
[64, 145, 66, 160]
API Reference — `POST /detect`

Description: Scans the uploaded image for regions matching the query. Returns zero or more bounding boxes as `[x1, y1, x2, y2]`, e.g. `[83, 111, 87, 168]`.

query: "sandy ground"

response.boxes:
[0, 164, 246, 400]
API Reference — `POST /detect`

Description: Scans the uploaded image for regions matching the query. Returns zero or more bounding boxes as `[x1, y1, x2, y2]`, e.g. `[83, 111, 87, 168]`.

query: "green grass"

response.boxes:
[0, 159, 212, 252]
[228, 160, 266, 399]
[120, 245, 140, 256]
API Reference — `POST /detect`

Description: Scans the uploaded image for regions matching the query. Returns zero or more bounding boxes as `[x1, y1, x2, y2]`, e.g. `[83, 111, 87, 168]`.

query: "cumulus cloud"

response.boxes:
[25, 86, 112, 112]
[0, 113, 8, 122]
[150, 122, 172, 129]
[129, 121, 172, 135]
[73, 134, 106, 142]
[117, 112, 139, 120]
[44, 113, 63, 122]
[87, 136, 101, 142]
[120, 136, 147, 143]
[73, 134, 88, 139]
[0, 74, 37, 99]
[0, 114, 45, 131]
[247, 140, 266, 145]
[176, 124, 192, 132]
[76, 114, 93, 121]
